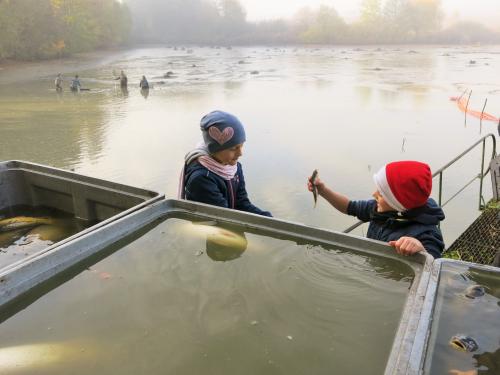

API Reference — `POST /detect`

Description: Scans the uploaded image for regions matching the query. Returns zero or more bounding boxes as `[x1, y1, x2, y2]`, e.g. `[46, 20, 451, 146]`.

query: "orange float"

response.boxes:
[450, 95, 499, 123]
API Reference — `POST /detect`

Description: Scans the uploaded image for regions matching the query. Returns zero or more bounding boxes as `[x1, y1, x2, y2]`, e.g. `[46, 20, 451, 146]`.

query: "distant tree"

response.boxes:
[216, 0, 246, 23]
[214, 0, 248, 41]
[31, 0, 493, 49]
[248, 19, 294, 44]
[400, 0, 442, 41]
[0, 0, 131, 61]
[360, 0, 383, 24]
[126, 0, 251, 44]
[0, 0, 63, 59]
[291, 7, 314, 36]
[94, 1, 131, 47]
[55, 0, 130, 53]
[296, 5, 347, 44]
[383, 0, 404, 21]
[354, 0, 442, 43]
[437, 21, 500, 44]
[357, 0, 384, 41]
[0, 0, 18, 59]
[381, 0, 410, 42]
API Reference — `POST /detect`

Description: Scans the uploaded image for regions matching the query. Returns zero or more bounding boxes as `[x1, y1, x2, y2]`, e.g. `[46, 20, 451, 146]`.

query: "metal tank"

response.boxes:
[0, 198, 434, 375]
[394, 259, 500, 375]
[0, 160, 162, 294]
[1, 162, 497, 374]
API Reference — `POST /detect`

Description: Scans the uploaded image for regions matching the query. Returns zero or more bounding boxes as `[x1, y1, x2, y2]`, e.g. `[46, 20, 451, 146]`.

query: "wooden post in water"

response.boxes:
[465, 90, 472, 127]
[479, 98, 488, 135]
[458, 88, 468, 101]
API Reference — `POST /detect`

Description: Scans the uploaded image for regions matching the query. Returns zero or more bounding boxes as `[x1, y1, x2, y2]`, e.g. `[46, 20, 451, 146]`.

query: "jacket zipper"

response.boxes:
[228, 179, 235, 209]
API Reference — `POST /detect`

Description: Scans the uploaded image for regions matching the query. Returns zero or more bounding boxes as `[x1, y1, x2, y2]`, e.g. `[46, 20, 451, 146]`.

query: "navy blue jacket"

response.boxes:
[347, 198, 445, 258]
[183, 161, 272, 217]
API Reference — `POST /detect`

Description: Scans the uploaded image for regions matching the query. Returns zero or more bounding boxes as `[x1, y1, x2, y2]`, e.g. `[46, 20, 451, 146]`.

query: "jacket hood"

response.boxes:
[405, 198, 445, 225]
[372, 198, 445, 225]
[184, 160, 207, 179]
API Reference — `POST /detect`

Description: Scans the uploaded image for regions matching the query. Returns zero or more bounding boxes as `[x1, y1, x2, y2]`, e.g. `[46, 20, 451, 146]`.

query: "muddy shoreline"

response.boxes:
[0, 49, 130, 85]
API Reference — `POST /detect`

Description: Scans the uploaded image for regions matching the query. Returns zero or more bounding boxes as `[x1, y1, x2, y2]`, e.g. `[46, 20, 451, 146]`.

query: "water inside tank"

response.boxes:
[0, 205, 93, 269]
[424, 262, 500, 374]
[0, 217, 416, 375]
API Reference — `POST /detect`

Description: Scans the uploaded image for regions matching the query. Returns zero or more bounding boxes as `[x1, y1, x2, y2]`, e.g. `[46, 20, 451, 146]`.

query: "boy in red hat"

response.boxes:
[308, 161, 445, 258]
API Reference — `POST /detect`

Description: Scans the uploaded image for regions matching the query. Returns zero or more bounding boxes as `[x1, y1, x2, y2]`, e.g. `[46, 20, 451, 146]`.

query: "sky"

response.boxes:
[239, 0, 500, 29]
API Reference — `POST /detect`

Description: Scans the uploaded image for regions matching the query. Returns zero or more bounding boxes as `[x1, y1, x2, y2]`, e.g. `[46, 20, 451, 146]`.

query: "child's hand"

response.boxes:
[388, 237, 425, 256]
[307, 174, 325, 193]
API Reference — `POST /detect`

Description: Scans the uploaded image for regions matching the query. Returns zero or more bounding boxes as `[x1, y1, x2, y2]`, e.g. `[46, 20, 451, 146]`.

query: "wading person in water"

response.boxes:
[139, 75, 149, 89]
[179, 110, 272, 217]
[115, 70, 127, 88]
[308, 161, 445, 258]
[55, 73, 63, 91]
[70, 75, 81, 92]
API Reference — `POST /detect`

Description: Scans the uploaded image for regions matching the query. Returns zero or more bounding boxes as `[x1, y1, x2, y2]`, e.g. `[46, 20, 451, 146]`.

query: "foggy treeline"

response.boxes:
[128, 0, 500, 45]
[0, 0, 130, 60]
[1, 0, 499, 61]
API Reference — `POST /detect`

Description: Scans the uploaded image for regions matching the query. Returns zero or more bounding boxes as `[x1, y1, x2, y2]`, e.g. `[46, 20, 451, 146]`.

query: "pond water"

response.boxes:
[0, 217, 414, 375]
[0, 45, 499, 245]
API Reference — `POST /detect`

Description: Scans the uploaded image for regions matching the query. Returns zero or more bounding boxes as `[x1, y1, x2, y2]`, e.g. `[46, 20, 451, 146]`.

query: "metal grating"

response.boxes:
[444, 204, 500, 266]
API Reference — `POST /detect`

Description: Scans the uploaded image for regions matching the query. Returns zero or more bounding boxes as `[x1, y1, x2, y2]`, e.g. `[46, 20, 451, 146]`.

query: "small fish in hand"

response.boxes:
[309, 169, 319, 208]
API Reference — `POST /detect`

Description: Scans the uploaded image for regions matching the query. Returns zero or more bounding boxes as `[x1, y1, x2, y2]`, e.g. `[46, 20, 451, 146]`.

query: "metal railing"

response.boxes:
[434, 133, 497, 210]
[344, 133, 497, 233]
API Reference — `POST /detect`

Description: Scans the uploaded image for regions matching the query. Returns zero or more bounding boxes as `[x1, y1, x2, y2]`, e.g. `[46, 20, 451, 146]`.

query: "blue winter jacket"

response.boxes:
[347, 198, 445, 258]
[183, 161, 272, 217]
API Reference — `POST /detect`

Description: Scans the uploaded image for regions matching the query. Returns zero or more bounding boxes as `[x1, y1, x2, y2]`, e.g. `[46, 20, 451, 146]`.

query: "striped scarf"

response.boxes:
[178, 143, 237, 199]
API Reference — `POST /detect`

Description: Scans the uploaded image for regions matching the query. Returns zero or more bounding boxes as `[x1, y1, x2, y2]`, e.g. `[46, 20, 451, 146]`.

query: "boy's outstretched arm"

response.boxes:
[307, 174, 349, 214]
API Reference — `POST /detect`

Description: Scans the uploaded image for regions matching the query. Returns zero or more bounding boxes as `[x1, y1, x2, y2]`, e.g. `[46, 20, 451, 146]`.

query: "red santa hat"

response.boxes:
[373, 161, 432, 212]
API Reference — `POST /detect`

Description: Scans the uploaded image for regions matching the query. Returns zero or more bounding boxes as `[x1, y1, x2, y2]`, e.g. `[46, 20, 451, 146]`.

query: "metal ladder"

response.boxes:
[491, 154, 500, 201]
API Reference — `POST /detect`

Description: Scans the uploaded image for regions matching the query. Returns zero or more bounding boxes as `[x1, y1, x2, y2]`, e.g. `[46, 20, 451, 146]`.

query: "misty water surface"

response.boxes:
[0, 45, 499, 244]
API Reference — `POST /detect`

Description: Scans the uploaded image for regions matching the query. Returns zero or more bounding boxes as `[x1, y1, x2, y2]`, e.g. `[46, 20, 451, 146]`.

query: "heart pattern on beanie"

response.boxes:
[209, 126, 234, 145]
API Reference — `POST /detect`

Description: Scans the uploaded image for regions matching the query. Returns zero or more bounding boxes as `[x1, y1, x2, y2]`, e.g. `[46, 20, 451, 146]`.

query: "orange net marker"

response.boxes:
[450, 96, 499, 122]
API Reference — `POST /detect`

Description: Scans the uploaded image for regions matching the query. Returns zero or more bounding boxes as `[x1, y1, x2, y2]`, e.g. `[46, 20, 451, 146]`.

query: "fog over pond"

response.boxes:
[2, 1, 500, 61]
